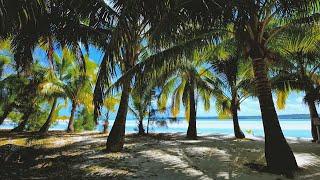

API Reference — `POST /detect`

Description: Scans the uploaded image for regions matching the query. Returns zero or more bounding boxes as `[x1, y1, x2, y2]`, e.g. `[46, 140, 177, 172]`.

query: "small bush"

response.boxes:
[74, 107, 95, 132]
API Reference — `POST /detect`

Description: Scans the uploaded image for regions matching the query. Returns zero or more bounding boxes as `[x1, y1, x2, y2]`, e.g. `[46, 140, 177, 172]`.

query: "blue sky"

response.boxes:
[205, 93, 309, 117]
[85, 47, 311, 118]
[32, 45, 311, 119]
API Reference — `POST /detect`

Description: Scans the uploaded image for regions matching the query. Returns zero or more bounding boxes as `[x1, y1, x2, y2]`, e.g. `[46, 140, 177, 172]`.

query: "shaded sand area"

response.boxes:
[1, 131, 320, 179]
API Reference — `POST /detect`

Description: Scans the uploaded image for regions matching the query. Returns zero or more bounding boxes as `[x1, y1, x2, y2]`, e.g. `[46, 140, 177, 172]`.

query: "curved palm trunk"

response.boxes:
[306, 97, 319, 142]
[67, 101, 77, 133]
[250, 46, 298, 174]
[231, 95, 245, 139]
[39, 98, 58, 134]
[106, 79, 131, 152]
[11, 110, 32, 132]
[0, 104, 14, 126]
[187, 79, 197, 139]
[138, 118, 145, 135]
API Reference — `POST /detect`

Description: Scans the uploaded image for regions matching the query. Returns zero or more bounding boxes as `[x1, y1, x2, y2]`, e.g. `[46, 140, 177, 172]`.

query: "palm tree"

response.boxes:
[103, 95, 120, 134]
[0, 76, 23, 126]
[129, 83, 154, 135]
[157, 53, 213, 139]
[181, 0, 320, 173]
[209, 57, 253, 139]
[0, 38, 15, 125]
[37, 46, 96, 133]
[270, 25, 320, 142]
[224, 1, 320, 172]
[11, 65, 46, 132]
[201, 38, 254, 139]
[140, 0, 320, 173]
[37, 78, 65, 134]
[93, 1, 173, 151]
[2, 0, 111, 132]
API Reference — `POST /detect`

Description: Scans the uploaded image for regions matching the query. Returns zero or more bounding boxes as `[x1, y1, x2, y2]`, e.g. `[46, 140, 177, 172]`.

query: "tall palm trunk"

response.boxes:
[138, 118, 145, 135]
[67, 101, 77, 133]
[106, 78, 131, 152]
[231, 93, 245, 139]
[11, 110, 32, 132]
[250, 44, 298, 173]
[187, 77, 197, 139]
[0, 104, 14, 126]
[306, 96, 319, 142]
[39, 98, 58, 134]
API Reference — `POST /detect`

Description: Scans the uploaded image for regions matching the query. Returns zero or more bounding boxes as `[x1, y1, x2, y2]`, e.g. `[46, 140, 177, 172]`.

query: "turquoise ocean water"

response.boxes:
[0, 116, 313, 139]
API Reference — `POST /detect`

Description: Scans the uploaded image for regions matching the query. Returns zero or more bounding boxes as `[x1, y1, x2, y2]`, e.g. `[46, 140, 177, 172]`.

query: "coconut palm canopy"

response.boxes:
[1, 0, 320, 177]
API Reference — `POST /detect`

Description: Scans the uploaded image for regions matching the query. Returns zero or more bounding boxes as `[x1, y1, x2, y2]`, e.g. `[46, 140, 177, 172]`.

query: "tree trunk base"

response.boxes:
[234, 130, 245, 139]
[187, 124, 197, 140]
[39, 125, 50, 134]
[265, 137, 299, 175]
[138, 131, 146, 136]
[106, 123, 126, 152]
[186, 134, 197, 140]
[106, 141, 125, 152]
[11, 126, 24, 133]
[67, 128, 74, 133]
[186, 122, 197, 140]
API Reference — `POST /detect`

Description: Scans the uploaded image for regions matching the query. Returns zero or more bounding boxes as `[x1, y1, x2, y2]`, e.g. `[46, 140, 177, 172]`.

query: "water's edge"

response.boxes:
[0, 118, 312, 139]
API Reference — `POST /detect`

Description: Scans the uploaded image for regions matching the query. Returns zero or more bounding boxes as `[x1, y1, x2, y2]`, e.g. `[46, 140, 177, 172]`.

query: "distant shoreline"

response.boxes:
[167, 114, 310, 120]
[2, 114, 311, 123]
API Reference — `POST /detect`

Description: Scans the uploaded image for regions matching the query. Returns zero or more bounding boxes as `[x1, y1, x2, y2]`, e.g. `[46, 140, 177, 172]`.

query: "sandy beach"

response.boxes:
[0, 131, 319, 179]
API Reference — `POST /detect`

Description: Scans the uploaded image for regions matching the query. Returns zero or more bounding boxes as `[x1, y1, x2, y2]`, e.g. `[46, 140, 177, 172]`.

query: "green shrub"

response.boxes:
[74, 107, 95, 132]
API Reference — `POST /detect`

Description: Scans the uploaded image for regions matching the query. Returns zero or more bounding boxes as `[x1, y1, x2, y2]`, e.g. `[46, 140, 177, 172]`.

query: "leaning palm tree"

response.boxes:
[11, 65, 47, 132]
[0, 38, 15, 125]
[270, 25, 320, 142]
[225, 1, 320, 173]
[93, 1, 191, 151]
[0, 75, 24, 126]
[142, 0, 320, 173]
[37, 46, 97, 133]
[37, 73, 65, 134]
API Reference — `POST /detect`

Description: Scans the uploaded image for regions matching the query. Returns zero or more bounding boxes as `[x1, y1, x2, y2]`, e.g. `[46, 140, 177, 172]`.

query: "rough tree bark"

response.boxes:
[67, 101, 77, 133]
[231, 92, 245, 139]
[138, 118, 145, 135]
[250, 43, 298, 174]
[106, 78, 131, 152]
[187, 76, 197, 139]
[306, 96, 319, 142]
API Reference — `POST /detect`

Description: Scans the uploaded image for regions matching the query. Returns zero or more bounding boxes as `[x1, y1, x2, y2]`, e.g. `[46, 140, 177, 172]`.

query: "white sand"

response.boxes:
[1, 132, 320, 179]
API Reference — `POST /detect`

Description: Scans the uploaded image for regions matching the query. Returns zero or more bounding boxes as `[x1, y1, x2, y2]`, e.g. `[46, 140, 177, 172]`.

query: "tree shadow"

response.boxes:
[0, 132, 317, 179]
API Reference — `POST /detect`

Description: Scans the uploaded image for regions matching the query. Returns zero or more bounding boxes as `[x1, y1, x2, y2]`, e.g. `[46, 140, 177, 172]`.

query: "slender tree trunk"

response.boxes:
[11, 110, 32, 132]
[187, 78, 197, 139]
[250, 45, 298, 174]
[0, 104, 13, 126]
[103, 121, 109, 134]
[67, 101, 77, 133]
[39, 98, 58, 134]
[106, 78, 131, 152]
[306, 96, 319, 142]
[147, 116, 150, 135]
[103, 111, 110, 134]
[138, 118, 145, 135]
[231, 95, 245, 139]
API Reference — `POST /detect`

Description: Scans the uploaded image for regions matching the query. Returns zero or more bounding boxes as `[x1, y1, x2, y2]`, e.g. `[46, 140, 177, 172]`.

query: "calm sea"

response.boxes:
[0, 117, 313, 139]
